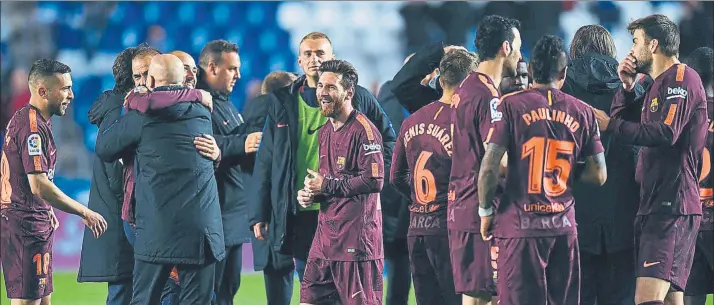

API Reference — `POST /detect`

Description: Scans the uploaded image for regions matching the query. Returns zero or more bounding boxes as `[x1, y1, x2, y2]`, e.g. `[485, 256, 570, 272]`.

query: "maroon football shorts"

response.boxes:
[0, 208, 55, 300]
[448, 230, 497, 295]
[684, 230, 714, 295]
[497, 235, 580, 305]
[408, 235, 460, 305]
[300, 258, 383, 305]
[634, 214, 700, 291]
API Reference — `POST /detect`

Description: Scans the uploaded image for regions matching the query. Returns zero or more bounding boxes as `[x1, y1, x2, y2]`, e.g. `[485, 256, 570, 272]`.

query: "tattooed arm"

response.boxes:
[579, 152, 607, 186]
[478, 143, 508, 211]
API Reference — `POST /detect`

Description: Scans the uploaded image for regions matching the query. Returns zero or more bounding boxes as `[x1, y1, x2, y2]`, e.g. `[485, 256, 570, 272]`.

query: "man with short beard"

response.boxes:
[195, 39, 262, 305]
[249, 32, 396, 304]
[448, 15, 522, 305]
[297, 59, 385, 305]
[592, 14, 709, 305]
[1, 59, 108, 305]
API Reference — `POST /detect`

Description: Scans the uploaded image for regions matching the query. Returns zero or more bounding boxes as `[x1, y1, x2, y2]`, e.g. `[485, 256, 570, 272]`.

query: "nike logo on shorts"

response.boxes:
[643, 261, 661, 267]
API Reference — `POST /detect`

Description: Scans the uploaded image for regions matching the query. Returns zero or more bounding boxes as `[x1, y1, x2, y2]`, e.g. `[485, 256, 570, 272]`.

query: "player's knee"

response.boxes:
[635, 277, 670, 303]
[462, 292, 493, 305]
[39, 295, 51, 305]
[10, 299, 42, 305]
[663, 291, 684, 305]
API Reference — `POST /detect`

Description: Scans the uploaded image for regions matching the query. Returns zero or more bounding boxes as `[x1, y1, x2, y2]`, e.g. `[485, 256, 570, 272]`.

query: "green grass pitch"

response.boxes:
[1, 272, 416, 304]
[1, 272, 712, 304]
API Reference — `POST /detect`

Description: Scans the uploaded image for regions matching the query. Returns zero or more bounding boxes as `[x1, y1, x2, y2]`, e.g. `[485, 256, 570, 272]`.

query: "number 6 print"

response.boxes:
[414, 151, 436, 205]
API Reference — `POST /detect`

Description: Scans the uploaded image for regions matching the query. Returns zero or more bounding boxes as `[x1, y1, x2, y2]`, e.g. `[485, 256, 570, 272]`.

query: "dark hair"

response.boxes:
[113, 47, 138, 93]
[474, 15, 521, 61]
[570, 25, 617, 59]
[686, 47, 714, 88]
[133, 42, 160, 61]
[530, 35, 568, 84]
[199, 39, 239, 68]
[627, 14, 679, 57]
[318, 60, 358, 90]
[261, 71, 298, 94]
[439, 49, 478, 88]
[28, 59, 72, 87]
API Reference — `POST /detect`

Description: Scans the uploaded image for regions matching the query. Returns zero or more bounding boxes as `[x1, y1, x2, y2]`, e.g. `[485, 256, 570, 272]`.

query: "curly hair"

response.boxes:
[112, 47, 138, 94]
[530, 35, 568, 84]
[474, 15, 521, 61]
[570, 25, 617, 60]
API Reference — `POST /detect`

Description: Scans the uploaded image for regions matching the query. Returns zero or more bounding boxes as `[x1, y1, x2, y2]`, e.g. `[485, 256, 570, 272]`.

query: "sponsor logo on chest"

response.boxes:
[666, 87, 687, 100]
[363, 143, 381, 155]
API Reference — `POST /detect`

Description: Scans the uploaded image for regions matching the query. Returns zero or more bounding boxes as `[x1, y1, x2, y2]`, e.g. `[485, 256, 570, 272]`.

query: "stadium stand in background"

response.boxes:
[0, 0, 712, 271]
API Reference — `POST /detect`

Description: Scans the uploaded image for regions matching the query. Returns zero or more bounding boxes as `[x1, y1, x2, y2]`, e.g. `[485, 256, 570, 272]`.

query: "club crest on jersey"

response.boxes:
[27, 133, 42, 156]
[666, 87, 687, 100]
[650, 98, 659, 112]
[489, 98, 502, 122]
[337, 156, 345, 170]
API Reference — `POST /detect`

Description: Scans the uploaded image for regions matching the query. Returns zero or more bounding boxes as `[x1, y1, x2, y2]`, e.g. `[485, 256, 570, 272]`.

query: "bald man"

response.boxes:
[170, 51, 198, 88]
[95, 53, 225, 305]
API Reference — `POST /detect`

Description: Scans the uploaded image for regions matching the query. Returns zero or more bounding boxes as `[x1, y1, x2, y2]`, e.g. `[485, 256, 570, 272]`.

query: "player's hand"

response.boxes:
[591, 107, 611, 131]
[618, 53, 638, 91]
[253, 222, 269, 240]
[194, 134, 221, 161]
[244, 132, 262, 153]
[198, 89, 214, 112]
[304, 169, 325, 193]
[297, 189, 314, 208]
[49, 209, 59, 230]
[480, 215, 493, 241]
[82, 209, 108, 238]
[124, 86, 150, 107]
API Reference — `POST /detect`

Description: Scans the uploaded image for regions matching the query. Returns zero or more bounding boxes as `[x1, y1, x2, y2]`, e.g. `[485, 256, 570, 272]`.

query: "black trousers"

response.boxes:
[130, 259, 216, 305]
[213, 244, 243, 305]
[580, 249, 636, 305]
[263, 265, 295, 305]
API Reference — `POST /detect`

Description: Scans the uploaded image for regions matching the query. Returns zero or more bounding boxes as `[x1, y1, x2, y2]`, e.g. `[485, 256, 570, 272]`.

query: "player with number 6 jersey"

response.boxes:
[391, 49, 478, 305]
[477, 35, 607, 305]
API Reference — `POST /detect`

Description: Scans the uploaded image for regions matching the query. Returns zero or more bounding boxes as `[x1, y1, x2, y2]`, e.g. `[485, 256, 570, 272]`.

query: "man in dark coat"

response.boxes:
[77, 46, 137, 305]
[95, 54, 225, 305]
[248, 32, 397, 304]
[562, 25, 643, 305]
[194, 39, 263, 305]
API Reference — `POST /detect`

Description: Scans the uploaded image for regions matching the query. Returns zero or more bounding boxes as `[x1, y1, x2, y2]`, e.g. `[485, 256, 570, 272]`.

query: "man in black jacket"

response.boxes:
[96, 54, 224, 304]
[248, 31, 396, 303]
[562, 25, 641, 305]
[195, 39, 262, 305]
[77, 46, 137, 305]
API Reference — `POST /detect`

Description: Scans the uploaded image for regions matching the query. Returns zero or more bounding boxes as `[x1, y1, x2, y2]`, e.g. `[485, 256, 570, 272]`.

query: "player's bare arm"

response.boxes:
[579, 152, 607, 185]
[27, 173, 107, 238]
[477, 142, 508, 241]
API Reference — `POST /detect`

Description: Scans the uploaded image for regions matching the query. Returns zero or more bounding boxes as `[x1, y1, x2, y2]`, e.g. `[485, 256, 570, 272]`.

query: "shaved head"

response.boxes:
[170, 50, 198, 88]
[148, 54, 185, 89]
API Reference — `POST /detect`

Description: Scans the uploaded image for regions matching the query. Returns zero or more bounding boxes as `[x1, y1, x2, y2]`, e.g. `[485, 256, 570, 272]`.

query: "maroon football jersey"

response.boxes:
[608, 64, 708, 216]
[1, 105, 57, 214]
[448, 72, 501, 233]
[700, 96, 714, 231]
[392, 101, 453, 236]
[489, 88, 604, 238]
[310, 110, 384, 261]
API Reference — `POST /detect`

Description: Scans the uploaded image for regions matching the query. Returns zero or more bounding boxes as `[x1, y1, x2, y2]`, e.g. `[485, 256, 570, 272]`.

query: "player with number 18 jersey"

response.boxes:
[391, 100, 459, 304]
[1, 105, 58, 299]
